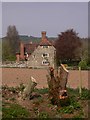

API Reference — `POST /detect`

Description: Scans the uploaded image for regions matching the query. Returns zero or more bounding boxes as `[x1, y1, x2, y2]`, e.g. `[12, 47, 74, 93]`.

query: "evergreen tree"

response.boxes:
[7, 25, 20, 55]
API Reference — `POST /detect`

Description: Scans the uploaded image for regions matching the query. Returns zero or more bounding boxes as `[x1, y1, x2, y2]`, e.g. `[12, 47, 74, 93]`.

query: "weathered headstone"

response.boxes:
[47, 64, 69, 106]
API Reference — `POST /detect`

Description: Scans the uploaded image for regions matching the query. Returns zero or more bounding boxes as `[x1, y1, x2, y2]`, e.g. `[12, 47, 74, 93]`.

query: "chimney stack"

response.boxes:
[41, 31, 46, 41]
[20, 42, 24, 60]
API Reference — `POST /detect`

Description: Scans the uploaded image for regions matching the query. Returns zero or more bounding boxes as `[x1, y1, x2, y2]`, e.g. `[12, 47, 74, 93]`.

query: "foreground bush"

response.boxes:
[78, 60, 88, 70]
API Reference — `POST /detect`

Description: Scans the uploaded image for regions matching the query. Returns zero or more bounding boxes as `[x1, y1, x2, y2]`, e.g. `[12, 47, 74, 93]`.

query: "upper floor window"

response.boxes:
[42, 46, 49, 48]
[42, 53, 49, 58]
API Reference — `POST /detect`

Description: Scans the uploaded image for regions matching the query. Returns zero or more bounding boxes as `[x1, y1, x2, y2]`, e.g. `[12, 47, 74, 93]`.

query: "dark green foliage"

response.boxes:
[80, 88, 90, 100]
[59, 97, 70, 107]
[67, 87, 90, 100]
[73, 115, 83, 119]
[50, 97, 56, 105]
[2, 85, 8, 90]
[78, 60, 88, 70]
[2, 102, 30, 118]
[58, 96, 81, 114]
[58, 105, 74, 114]
[6, 55, 16, 61]
[7, 25, 20, 54]
[9, 97, 16, 101]
[64, 87, 90, 117]
[34, 88, 49, 94]
[2, 25, 20, 61]
[8, 87, 17, 93]
[70, 97, 81, 110]
[38, 112, 49, 119]
[16, 83, 25, 92]
[19, 35, 56, 43]
[2, 39, 14, 61]
[67, 88, 79, 97]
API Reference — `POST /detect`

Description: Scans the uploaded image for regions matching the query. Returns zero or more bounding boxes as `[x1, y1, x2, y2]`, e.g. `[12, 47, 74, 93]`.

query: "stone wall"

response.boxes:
[27, 45, 56, 68]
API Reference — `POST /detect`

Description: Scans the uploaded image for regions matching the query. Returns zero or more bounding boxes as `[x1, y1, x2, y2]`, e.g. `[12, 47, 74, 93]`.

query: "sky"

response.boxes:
[1, 1, 88, 38]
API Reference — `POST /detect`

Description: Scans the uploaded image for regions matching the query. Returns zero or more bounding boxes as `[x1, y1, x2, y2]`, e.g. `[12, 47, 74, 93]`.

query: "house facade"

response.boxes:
[16, 31, 56, 68]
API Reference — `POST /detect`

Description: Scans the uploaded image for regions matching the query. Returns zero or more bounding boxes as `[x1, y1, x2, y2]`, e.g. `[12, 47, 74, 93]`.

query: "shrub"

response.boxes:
[2, 102, 30, 118]
[78, 60, 87, 70]
[38, 112, 49, 119]
[80, 88, 90, 100]
[8, 87, 17, 93]
[18, 83, 25, 92]
[58, 97, 81, 114]
[58, 105, 74, 114]
[59, 97, 70, 107]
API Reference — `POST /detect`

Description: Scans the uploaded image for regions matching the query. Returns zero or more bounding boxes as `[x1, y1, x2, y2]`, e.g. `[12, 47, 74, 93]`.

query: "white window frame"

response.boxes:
[42, 59, 50, 65]
[42, 53, 49, 58]
[42, 46, 49, 48]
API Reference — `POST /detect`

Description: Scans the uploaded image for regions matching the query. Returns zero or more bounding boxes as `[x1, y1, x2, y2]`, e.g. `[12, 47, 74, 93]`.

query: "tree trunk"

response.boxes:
[47, 64, 69, 106]
[22, 76, 37, 99]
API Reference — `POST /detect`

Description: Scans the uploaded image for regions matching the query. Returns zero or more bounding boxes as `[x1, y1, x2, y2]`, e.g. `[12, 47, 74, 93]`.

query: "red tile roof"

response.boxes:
[39, 37, 52, 46]
[21, 32, 54, 54]
[24, 43, 38, 54]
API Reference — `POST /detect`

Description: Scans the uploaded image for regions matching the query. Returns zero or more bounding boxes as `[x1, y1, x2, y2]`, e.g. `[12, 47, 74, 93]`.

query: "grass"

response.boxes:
[2, 102, 30, 119]
[34, 87, 90, 100]
[34, 88, 49, 94]
[57, 87, 90, 118]
[67, 87, 90, 100]
[80, 88, 90, 100]
[58, 97, 81, 114]
[38, 111, 49, 119]
[73, 112, 84, 119]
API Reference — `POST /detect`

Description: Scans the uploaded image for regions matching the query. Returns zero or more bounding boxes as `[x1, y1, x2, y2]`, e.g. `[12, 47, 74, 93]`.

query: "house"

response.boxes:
[16, 31, 56, 68]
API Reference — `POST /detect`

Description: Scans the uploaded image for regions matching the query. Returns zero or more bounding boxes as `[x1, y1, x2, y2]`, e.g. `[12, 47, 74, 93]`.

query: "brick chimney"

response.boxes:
[20, 42, 24, 60]
[16, 53, 20, 62]
[41, 31, 46, 41]
[40, 31, 52, 46]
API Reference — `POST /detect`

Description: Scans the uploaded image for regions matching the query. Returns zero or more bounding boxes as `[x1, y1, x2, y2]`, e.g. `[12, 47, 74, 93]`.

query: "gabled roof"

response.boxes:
[39, 37, 52, 46]
[39, 31, 52, 46]
[24, 43, 38, 54]
[20, 32, 55, 54]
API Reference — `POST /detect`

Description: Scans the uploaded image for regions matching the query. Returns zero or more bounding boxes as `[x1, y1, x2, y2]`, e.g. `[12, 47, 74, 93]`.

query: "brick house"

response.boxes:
[16, 31, 56, 68]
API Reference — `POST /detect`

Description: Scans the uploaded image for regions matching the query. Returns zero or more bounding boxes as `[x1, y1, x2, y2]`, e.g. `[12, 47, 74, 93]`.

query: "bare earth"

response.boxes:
[1, 68, 89, 89]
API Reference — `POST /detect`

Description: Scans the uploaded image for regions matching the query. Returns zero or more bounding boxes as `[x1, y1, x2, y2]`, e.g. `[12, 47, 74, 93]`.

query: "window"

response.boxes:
[42, 53, 49, 58]
[42, 59, 50, 65]
[42, 46, 49, 48]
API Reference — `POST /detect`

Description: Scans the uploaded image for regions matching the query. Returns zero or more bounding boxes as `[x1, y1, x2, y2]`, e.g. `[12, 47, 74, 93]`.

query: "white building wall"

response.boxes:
[27, 45, 56, 68]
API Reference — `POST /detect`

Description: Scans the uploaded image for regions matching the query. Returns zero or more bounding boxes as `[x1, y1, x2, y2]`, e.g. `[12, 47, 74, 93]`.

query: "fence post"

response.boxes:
[79, 66, 82, 96]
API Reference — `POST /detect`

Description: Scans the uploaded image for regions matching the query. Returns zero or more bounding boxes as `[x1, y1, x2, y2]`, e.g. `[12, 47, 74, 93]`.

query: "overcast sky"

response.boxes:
[2, 2, 88, 38]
